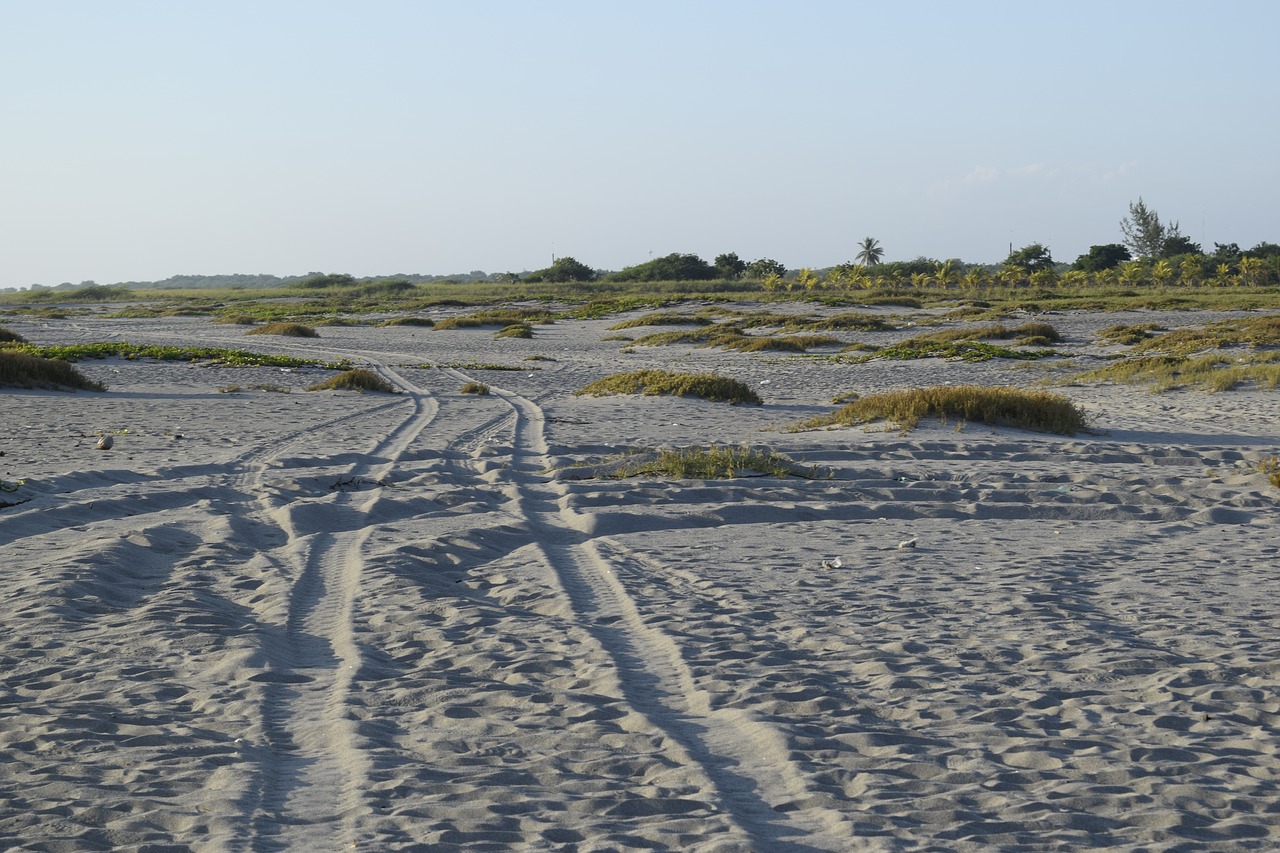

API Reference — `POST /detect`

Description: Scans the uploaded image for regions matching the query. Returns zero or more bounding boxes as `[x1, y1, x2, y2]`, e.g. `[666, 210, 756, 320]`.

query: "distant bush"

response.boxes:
[306, 369, 397, 393]
[246, 322, 319, 338]
[793, 385, 1088, 435]
[575, 370, 761, 405]
[0, 350, 105, 391]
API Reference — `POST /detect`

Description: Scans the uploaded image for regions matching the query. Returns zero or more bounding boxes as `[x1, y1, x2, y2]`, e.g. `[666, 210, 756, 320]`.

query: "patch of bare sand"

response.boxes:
[1, 304, 1277, 850]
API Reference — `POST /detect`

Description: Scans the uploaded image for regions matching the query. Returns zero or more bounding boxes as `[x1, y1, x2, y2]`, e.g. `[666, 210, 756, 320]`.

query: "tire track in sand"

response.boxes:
[445, 367, 860, 851]
[240, 364, 438, 851]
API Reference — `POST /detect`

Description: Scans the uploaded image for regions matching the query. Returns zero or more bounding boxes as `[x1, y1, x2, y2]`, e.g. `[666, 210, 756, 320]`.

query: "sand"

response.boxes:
[1, 302, 1277, 851]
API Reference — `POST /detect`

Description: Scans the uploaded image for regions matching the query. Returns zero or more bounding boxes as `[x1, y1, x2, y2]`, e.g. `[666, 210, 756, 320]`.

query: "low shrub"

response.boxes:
[575, 370, 761, 405]
[247, 322, 319, 338]
[793, 385, 1088, 435]
[0, 327, 29, 344]
[306, 369, 397, 393]
[461, 382, 490, 395]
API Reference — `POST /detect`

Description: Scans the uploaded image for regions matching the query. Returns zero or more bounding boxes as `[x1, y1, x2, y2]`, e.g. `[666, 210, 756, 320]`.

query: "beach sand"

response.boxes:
[2, 303, 1277, 851]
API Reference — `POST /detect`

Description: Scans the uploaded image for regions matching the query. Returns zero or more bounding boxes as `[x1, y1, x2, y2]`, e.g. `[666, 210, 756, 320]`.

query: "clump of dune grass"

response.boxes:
[897, 322, 1061, 348]
[788, 312, 896, 332]
[306, 369, 397, 393]
[631, 325, 740, 347]
[247, 322, 319, 338]
[1130, 316, 1280, 356]
[313, 317, 365, 327]
[608, 446, 824, 480]
[847, 341, 1058, 362]
[713, 332, 840, 353]
[524, 354, 557, 362]
[0, 350, 105, 391]
[1072, 352, 1280, 392]
[215, 314, 259, 326]
[460, 381, 490, 395]
[793, 385, 1088, 435]
[607, 312, 714, 330]
[575, 370, 761, 405]
[496, 322, 533, 339]
[378, 317, 436, 327]
[0, 327, 27, 344]
[1097, 322, 1162, 346]
[435, 308, 557, 330]
[1260, 457, 1280, 489]
[220, 383, 291, 393]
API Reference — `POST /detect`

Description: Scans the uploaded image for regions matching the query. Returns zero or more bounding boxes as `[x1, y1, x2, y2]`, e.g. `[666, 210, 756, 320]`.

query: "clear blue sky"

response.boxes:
[3, 1, 1277, 288]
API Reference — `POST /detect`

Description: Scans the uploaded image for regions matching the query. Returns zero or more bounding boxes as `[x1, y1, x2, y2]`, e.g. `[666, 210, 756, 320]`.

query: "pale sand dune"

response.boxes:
[1, 304, 1277, 851]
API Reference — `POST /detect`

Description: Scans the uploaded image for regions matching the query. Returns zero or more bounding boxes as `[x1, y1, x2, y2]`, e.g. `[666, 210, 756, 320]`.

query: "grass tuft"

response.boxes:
[306, 369, 397, 393]
[460, 381, 491, 395]
[378, 317, 436, 327]
[793, 385, 1088, 435]
[247, 322, 319, 338]
[1260, 457, 1280, 489]
[496, 322, 533, 339]
[0, 350, 105, 391]
[607, 446, 825, 479]
[575, 370, 762, 404]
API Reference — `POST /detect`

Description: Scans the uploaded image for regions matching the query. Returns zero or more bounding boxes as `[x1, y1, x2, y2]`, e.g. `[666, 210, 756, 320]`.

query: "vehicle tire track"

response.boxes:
[458, 370, 862, 851]
[237, 363, 438, 851]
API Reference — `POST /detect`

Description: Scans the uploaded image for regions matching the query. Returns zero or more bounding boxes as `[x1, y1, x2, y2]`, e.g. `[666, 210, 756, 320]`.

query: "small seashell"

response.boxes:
[97, 435, 114, 450]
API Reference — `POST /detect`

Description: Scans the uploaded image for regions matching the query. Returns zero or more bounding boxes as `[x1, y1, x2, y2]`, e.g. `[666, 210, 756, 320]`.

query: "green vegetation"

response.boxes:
[460, 381, 490, 395]
[220, 383, 291, 393]
[495, 322, 533, 339]
[793, 385, 1089, 435]
[1260, 457, 1280, 489]
[1128, 316, 1280, 355]
[306, 369, 398, 393]
[0, 327, 27, 344]
[378, 317, 435, 327]
[0, 349, 105, 391]
[576, 370, 761, 405]
[216, 314, 259, 326]
[896, 322, 1062, 348]
[1097, 323, 1162, 345]
[607, 312, 715, 330]
[435, 308, 557, 330]
[246, 322, 319, 338]
[8, 341, 339, 368]
[606, 446, 824, 480]
[1071, 353, 1280, 392]
[848, 341, 1060, 362]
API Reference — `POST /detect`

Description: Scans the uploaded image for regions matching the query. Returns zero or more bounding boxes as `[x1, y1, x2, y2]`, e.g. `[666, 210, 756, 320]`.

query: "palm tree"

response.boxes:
[855, 237, 884, 267]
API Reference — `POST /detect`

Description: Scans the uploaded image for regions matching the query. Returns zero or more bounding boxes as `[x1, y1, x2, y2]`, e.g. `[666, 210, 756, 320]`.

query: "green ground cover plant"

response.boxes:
[575, 370, 761, 404]
[246, 322, 319, 337]
[306, 369, 397, 393]
[0, 350, 105, 391]
[1071, 353, 1280, 392]
[793, 385, 1088, 434]
[10, 341, 344, 369]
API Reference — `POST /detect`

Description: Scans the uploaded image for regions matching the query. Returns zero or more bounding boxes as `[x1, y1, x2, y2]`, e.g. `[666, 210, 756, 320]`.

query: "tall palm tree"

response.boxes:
[855, 237, 884, 267]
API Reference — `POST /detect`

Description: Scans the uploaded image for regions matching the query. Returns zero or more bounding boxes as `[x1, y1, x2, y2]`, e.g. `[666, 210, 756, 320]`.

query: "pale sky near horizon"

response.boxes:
[3, 1, 1277, 288]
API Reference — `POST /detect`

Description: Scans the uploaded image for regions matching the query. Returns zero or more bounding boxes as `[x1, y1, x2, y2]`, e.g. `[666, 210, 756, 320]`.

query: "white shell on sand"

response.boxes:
[96, 435, 113, 450]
